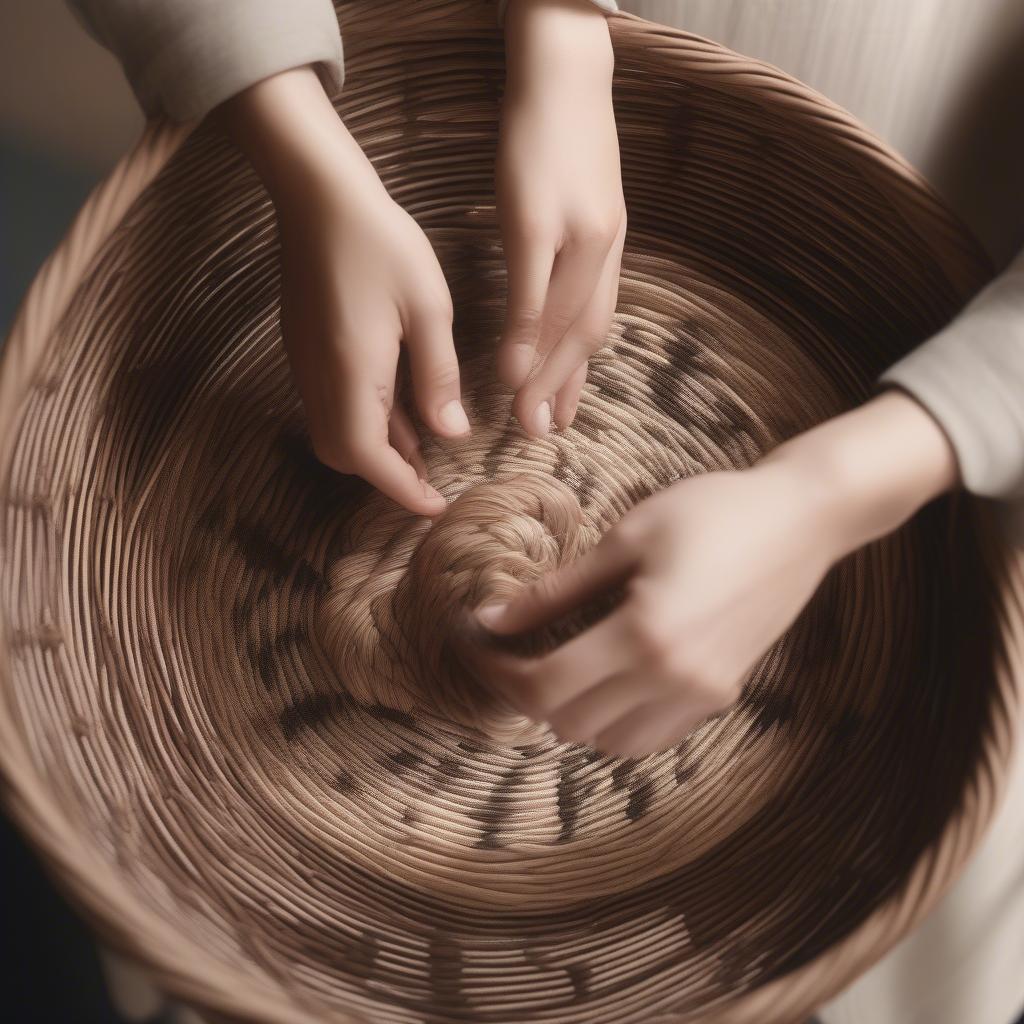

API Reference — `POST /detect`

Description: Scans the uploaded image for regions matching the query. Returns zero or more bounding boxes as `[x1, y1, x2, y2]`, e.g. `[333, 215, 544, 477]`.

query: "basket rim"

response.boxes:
[1, 8, 1022, 1024]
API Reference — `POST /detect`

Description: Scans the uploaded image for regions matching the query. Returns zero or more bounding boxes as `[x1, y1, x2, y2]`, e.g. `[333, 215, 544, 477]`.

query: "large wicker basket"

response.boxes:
[1, 2, 1022, 1022]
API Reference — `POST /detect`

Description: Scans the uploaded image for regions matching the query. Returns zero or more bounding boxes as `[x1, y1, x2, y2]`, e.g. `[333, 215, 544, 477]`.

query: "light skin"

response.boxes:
[472, 389, 960, 757]
[220, 67, 460, 516]
[219, 2, 963, 759]
[218, 0, 620, 513]
[497, 0, 626, 434]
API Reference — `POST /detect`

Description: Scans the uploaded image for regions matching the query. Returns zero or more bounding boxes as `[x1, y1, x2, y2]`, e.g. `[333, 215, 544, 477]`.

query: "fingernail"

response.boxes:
[476, 602, 508, 629]
[532, 400, 551, 435]
[437, 399, 470, 436]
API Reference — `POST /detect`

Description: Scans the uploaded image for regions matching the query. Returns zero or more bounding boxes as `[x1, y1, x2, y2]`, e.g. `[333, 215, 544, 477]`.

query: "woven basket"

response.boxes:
[2, 2, 1022, 1022]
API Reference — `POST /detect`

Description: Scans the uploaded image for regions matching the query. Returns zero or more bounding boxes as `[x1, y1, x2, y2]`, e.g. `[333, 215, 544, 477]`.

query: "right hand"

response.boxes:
[497, 0, 624, 435]
[471, 389, 958, 757]
[221, 68, 469, 516]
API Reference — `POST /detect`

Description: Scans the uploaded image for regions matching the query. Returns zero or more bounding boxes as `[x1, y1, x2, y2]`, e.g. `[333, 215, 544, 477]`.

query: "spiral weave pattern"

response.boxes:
[1, 3, 1022, 1024]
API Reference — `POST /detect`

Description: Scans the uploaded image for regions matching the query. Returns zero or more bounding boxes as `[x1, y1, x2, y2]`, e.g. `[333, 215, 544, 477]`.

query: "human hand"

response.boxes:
[497, 0, 625, 435]
[220, 68, 468, 516]
[473, 391, 959, 756]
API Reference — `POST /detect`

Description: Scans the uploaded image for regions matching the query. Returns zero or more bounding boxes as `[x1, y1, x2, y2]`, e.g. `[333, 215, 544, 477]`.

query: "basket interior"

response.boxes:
[0, 6, 1004, 1023]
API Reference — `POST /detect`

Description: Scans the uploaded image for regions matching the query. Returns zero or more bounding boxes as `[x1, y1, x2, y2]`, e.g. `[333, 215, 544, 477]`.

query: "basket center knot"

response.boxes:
[322, 472, 598, 739]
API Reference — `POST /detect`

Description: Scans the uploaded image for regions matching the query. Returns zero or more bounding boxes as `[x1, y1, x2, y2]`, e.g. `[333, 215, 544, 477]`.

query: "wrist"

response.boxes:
[758, 389, 960, 557]
[218, 66, 386, 215]
[504, 0, 614, 97]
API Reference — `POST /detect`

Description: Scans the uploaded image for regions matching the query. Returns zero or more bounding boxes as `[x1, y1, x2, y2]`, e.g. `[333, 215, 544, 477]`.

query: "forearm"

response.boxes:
[217, 68, 382, 214]
[878, 247, 1024, 499]
[759, 390, 960, 556]
[758, 244, 1024, 555]
[503, 0, 615, 96]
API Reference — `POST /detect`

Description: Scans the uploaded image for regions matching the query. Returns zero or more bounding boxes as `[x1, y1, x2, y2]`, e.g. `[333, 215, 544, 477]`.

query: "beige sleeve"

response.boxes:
[68, 0, 618, 123]
[66, 0, 345, 122]
[498, 0, 618, 17]
[880, 246, 1024, 500]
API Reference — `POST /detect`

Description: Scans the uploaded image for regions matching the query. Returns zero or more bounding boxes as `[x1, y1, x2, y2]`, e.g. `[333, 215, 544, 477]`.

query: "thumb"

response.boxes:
[476, 531, 636, 636]
[404, 302, 470, 439]
[498, 235, 555, 389]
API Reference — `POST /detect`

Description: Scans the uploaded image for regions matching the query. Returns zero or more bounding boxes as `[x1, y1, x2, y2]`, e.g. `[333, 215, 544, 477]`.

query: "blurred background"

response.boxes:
[2, 9, 143, 1019]
[1, 0, 1022, 1021]
[1, 0, 140, 334]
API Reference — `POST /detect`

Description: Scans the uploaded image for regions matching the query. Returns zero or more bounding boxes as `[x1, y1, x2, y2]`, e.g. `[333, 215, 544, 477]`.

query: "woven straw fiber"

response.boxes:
[2, 2, 1023, 1023]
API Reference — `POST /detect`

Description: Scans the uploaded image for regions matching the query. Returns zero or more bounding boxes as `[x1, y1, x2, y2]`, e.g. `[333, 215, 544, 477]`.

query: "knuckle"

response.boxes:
[409, 278, 454, 319]
[427, 292, 455, 323]
[570, 212, 618, 246]
[664, 649, 737, 710]
[621, 600, 673, 663]
[505, 306, 543, 340]
[648, 640, 687, 682]
[412, 297, 454, 329]
[709, 676, 744, 713]
[677, 658, 715, 695]
[628, 617, 704, 689]
[421, 359, 460, 394]
[568, 222, 606, 249]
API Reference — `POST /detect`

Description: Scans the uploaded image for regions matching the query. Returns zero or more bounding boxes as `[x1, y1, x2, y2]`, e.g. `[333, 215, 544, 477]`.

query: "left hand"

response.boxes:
[219, 68, 466, 516]
[472, 391, 960, 757]
[497, 0, 626, 435]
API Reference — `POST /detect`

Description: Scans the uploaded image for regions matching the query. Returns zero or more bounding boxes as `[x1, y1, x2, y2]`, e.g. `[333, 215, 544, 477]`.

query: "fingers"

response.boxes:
[546, 669, 658, 746]
[498, 234, 556, 389]
[403, 299, 471, 439]
[533, 231, 613, 360]
[514, 217, 624, 435]
[354, 443, 447, 517]
[387, 405, 428, 479]
[591, 697, 713, 758]
[473, 612, 634, 722]
[498, 222, 615, 408]
[302, 293, 464, 514]
[474, 582, 743, 757]
[315, 373, 446, 517]
[513, 329, 597, 434]
[476, 611, 726, 755]
[633, 702, 719, 755]
[476, 528, 636, 636]
[553, 363, 588, 432]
